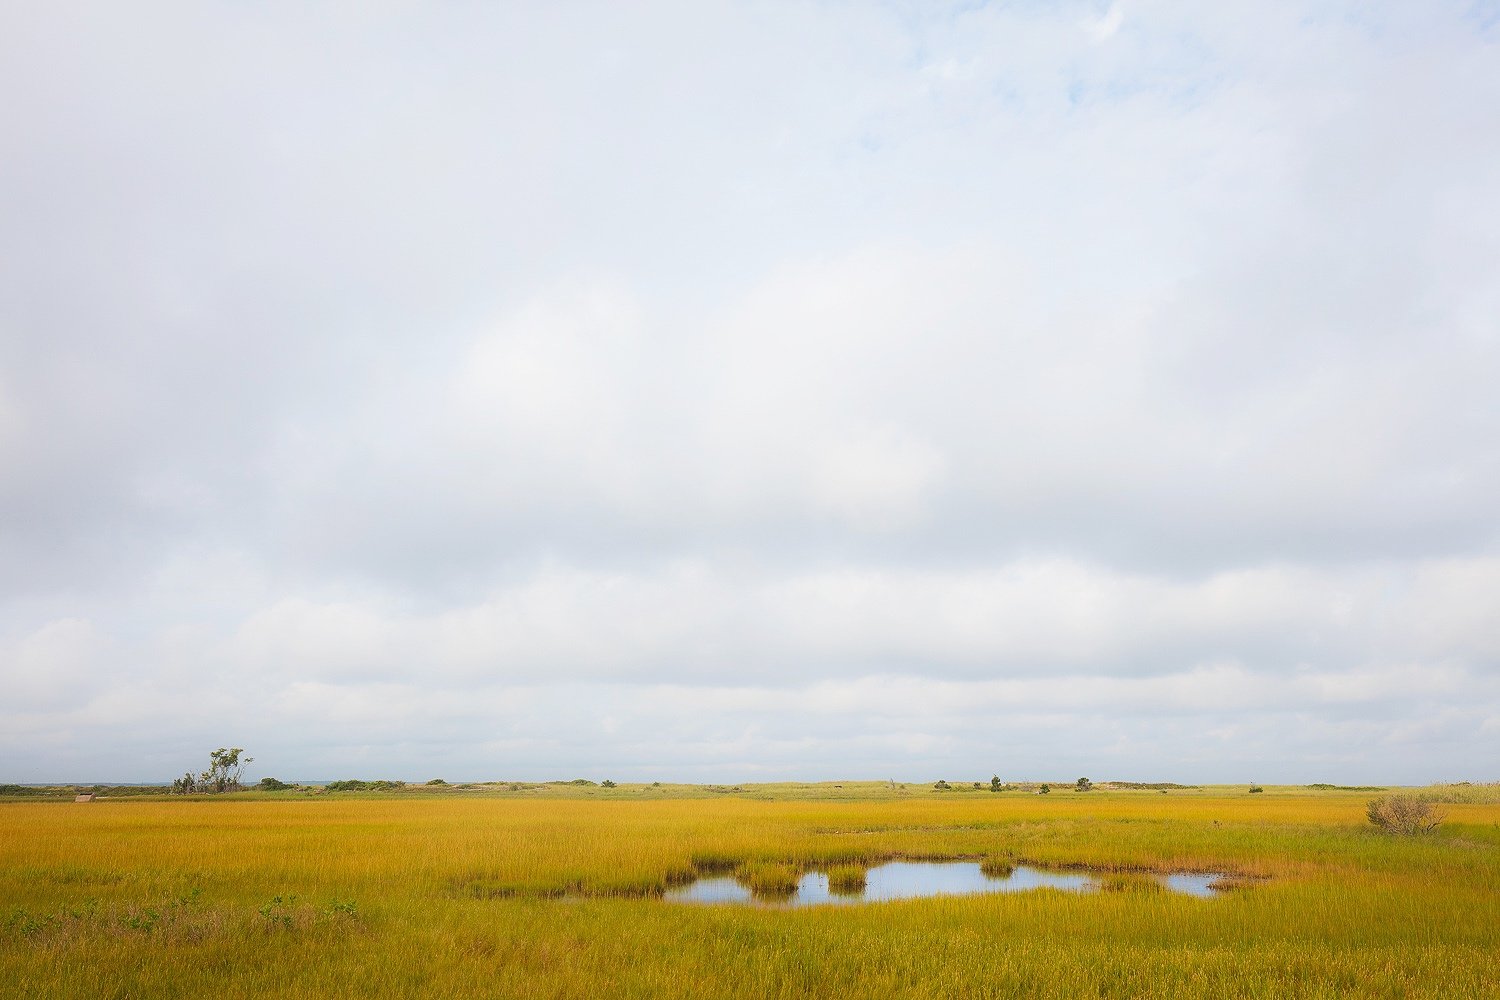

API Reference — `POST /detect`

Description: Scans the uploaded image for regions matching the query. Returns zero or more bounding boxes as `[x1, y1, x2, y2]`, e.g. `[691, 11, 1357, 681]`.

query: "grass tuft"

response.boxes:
[824, 864, 867, 895]
[979, 857, 1015, 879]
[1097, 873, 1166, 894]
[734, 861, 801, 900]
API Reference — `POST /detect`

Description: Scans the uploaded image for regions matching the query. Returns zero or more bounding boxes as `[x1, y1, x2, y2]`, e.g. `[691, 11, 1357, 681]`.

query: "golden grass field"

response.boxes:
[3, 783, 1498, 998]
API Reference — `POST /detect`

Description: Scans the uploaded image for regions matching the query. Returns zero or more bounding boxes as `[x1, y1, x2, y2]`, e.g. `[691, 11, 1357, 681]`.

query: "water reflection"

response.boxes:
[663, 862, 1224, 906]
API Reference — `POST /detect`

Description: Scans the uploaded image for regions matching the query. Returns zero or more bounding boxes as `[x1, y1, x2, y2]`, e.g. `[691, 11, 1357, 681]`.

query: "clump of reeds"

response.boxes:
[1206, 874, 1254, 892]
[1098, 873, 1165, 894]
[979, 857, 1015, 879]
[824, 864, 867, 895]
[734, 861, 801, 900]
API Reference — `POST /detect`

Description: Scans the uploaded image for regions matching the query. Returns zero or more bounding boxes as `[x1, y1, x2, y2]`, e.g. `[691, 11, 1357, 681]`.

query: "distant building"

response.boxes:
[74, 793, 95, 803]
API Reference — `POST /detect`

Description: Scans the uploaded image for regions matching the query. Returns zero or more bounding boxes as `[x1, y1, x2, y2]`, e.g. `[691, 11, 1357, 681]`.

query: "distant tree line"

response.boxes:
[325, 779, 404, 792]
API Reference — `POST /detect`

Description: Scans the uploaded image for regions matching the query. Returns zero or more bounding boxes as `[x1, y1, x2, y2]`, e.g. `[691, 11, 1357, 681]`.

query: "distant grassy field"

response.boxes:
[3, 783, 1497, 998]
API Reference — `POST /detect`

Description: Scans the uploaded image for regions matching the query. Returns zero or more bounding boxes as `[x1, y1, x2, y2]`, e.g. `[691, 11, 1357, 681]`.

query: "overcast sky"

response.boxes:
[2, 2, 1497, 784]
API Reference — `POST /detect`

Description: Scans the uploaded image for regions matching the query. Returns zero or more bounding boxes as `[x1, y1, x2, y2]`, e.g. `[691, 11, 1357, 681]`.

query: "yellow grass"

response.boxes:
[2, 785, 1497, 998]
[823, 863, 868, 895]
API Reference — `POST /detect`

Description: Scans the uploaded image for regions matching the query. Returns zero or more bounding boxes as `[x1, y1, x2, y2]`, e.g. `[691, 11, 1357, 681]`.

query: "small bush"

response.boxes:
[257, 777, 294, 791]
[1367, 795, 1445, 835]
[601, 780, 616, 788]
[1248, 785, 1264, 794]
[1039, 784, 1050, 794]
[1075, 777, 1093, 792]
[323, 898, 358, 919]
[933, 780, 951, 790]
[425, 778, 447, 786]
[257, 895, 299, 931]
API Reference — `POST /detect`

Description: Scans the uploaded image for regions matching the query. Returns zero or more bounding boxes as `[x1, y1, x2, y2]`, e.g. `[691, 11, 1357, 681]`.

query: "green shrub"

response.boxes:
[0, 784, 48, 797]
[325, 779, 403, 792]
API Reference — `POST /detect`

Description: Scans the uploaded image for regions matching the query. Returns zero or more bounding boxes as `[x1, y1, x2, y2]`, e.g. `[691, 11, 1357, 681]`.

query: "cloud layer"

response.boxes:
[2, 2, 1496, 782]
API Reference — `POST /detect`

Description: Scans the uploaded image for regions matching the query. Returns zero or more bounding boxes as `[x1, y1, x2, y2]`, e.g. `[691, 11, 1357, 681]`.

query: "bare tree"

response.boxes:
[1366, 795, 1445, 835]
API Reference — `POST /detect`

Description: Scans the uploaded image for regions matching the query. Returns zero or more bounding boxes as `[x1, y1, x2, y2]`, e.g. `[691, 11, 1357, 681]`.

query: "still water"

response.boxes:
[663, 862, 1223, 906]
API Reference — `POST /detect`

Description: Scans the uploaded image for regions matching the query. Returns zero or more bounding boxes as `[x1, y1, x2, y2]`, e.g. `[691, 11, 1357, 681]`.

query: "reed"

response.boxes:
[979, 857, 1015, 879]
[734, 861, 801, 900]
[1097, 872, 1166, 894]
[824, 864, 868, 895]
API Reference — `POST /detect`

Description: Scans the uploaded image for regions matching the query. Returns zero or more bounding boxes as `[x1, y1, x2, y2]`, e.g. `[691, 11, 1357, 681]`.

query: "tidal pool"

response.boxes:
[663, 861, 1224, 906]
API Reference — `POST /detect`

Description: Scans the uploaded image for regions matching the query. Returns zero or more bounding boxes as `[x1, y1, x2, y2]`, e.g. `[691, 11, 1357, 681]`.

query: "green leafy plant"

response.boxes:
[258, 895, 298, 930]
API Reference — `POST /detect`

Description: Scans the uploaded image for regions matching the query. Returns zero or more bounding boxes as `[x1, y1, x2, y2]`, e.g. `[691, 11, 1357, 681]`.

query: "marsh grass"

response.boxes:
[2, 788, 1498, 998]
[979, 857, 1015, 879]
[1098, 873, 1167, 894]
[734, 861, 801, 900]
[823, 864, 867, 895]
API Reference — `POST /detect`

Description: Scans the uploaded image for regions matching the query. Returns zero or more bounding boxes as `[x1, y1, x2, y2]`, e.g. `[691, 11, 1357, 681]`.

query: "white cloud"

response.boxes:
[1085, 3, 1126, 43]
[1, 1, 1496, 781]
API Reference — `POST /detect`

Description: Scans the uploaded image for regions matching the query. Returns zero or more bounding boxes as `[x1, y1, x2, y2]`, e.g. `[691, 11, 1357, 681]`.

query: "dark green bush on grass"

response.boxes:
[325, 779, 404, 792]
